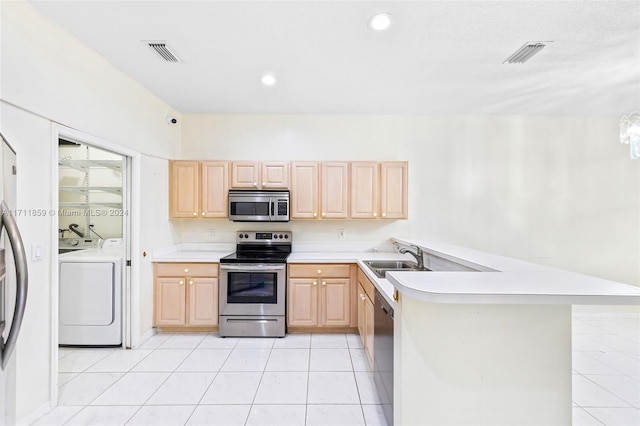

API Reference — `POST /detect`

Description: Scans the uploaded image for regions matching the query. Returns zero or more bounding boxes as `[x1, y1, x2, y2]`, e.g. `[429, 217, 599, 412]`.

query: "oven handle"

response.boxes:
[220, 264, 286, 272]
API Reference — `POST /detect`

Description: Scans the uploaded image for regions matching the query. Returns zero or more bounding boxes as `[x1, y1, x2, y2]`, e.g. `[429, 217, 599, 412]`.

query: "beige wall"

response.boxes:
[180, 114, 639, 288]
[1, 1, 179, 420]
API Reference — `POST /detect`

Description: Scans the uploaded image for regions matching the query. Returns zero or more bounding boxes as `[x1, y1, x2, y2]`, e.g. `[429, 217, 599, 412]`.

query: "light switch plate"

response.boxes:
[31, 243, 43, 262]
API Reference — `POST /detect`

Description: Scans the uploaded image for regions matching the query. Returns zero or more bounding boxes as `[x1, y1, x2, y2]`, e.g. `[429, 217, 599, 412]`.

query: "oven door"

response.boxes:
[219, 263, 286, 316]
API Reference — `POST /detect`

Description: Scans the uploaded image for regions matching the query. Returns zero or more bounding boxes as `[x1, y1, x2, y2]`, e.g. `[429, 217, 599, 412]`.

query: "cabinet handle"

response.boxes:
[201, 212, 206, 216]
[360, 294, 366, 301]
[189, 280, 193, 286]
[322, 212, 326, 217]
[193, 212, 197, 216]
[179, 280, 184, 285]
[317, 269, 322, 274]
[262, 182, 266, 186]
[184, 268, 189, 273]
[253, 182, 257, 186]
[382, 212, 386, 217]
[373, 212, 377, 217]
[313, 213, 317, 217]
[322, 281, 326, 286]
[313, 281, 317, 286]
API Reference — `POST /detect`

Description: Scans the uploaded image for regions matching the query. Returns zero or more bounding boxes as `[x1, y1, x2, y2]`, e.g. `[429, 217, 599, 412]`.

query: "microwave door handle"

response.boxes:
[0, 200, 28, 370]
[270, 198, 275, 221]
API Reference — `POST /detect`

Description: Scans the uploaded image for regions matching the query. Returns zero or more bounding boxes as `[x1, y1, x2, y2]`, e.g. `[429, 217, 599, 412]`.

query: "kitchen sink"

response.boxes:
[363, 260, 417, 269]
[363, 260, 431, 278]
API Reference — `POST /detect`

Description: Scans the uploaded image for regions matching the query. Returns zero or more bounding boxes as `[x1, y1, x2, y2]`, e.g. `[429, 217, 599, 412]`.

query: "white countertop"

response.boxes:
[388, 237, 640, 305]
[387, 270, 640, 305]
[152, 239, 640, 306]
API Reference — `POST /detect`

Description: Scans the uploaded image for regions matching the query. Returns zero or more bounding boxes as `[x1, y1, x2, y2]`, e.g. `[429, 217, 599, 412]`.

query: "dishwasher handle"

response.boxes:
[375, 289, 394, 319]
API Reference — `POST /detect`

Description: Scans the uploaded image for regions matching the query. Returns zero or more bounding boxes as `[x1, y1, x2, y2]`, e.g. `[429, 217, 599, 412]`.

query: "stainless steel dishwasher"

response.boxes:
[374, 289, 394, 425]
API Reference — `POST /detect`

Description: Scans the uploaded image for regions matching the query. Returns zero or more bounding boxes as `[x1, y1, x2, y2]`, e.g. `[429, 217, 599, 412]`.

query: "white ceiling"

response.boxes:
[29, 0, 640, 115]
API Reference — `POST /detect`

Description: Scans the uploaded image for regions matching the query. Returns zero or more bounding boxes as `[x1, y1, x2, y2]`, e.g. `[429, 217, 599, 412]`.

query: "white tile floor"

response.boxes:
[32, 313, 640, 426]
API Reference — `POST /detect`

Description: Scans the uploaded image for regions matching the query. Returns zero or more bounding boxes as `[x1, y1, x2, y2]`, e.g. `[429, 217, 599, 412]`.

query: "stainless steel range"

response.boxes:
[218, 231, 291, 337]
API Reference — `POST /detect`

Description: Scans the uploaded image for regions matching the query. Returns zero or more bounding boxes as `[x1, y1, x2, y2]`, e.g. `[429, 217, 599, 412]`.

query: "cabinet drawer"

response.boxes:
[357, 268, 375, 301]
[289, 264, 351, 278]
[155, 263, 219, 277]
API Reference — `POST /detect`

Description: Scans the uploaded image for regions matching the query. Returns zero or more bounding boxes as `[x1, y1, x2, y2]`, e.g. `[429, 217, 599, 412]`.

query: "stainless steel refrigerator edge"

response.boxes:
[0, 133, 29, 426]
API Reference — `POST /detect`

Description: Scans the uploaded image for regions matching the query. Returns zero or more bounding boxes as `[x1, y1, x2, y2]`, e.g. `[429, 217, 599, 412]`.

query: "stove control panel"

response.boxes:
[236, 231, 291, 243]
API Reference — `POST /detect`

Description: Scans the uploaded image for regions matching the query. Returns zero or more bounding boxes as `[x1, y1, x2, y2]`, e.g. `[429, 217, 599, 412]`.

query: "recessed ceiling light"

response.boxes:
[261, 74, 277, 86]
[368, 13, 392, 31]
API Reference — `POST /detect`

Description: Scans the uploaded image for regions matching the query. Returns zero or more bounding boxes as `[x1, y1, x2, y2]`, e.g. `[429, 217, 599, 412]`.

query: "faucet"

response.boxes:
[398, 245, 424, 269]
[68, 223, 84, 238]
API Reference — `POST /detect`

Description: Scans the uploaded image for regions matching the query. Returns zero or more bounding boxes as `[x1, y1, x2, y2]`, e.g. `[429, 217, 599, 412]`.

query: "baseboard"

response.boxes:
[135, 328, 157, 348]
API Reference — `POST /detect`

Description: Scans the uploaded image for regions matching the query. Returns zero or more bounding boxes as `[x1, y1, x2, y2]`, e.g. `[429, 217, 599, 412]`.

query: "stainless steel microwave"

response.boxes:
[228, 190, 290, 222]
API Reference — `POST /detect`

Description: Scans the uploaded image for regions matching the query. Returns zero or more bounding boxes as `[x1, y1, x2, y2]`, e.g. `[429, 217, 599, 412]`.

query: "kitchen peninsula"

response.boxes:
[387, 238, 640, 425]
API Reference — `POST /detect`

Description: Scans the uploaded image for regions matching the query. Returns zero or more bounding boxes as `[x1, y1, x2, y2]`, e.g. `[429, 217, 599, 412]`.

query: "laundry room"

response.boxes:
[58, 139, 125, 245]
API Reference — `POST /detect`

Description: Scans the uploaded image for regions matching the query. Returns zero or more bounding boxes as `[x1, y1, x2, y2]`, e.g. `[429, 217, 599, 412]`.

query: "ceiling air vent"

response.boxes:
[145, 41, 181, 63]
[503, 42, 549, 64]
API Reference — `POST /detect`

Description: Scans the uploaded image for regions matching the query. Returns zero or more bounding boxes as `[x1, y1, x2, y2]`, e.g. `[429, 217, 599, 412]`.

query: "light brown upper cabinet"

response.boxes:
[231, 161, 289, 189]
[350, 162, 380, 219]
[380, 161, 408, 219]
[349, 161, 408, 219]
[290, 162, 349, 219]
[169, 160, 229, 218]
[262, 162, 289, 188]
[321, 162, 349, 219]
[290, 162, 319, 219]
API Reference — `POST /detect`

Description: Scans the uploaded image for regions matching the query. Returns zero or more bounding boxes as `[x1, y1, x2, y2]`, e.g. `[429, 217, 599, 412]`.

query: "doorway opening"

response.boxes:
[57, 138, 131, 348]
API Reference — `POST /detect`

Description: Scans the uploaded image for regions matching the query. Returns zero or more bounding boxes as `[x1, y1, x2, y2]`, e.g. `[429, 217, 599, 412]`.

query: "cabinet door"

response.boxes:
[290, 162, 319, 219]
[169, 161, 200, 218]
[321, 162, 349, 219]
[188, 277, 218, 326]
[262, 162, 289, 189]
[350, 162, 379, 219]
[357, 283, 366, 344]
[380, 161, 408, 219]
[364, 294, 375, 369]
[288, 278, 318, 326]
[231, 161, 260, 189]
[201, 161, 229, 218]
[320, 278, 350, 326]
[154, 277, 186, 326]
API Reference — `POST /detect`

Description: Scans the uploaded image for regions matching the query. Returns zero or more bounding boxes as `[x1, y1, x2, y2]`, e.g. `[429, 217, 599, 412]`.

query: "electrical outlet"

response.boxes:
[207, 229, 215, 239]
[338, 229, 345, 239]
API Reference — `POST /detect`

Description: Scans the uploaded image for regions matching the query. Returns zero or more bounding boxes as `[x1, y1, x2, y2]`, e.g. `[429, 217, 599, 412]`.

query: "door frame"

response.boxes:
[50, 124, 141, 405]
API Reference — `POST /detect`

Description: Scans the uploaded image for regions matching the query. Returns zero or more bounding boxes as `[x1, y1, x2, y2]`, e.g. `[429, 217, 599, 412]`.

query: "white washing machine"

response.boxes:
[59, 238, 124, 346]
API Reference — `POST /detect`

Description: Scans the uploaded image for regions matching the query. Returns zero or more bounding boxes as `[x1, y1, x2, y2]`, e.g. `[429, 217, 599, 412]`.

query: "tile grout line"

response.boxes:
[245, 339, 275, 425]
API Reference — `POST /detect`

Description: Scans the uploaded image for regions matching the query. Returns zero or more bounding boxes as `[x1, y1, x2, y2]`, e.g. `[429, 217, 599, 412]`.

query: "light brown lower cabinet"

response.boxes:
[288, 264, 353, 328]
[154, 263, 219, 327]
[357, 268, 375, 369]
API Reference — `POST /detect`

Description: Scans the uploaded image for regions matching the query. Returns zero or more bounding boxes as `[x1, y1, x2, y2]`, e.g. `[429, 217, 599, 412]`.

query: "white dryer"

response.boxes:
[59, 238, 124, 346]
